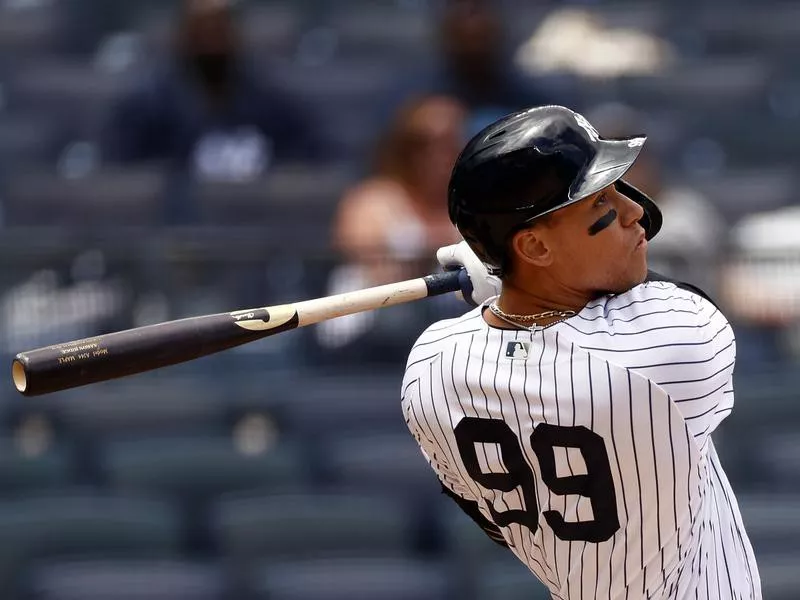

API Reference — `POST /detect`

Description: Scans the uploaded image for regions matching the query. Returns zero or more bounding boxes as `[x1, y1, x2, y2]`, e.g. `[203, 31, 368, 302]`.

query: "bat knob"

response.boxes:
[12, 359, 27, 393]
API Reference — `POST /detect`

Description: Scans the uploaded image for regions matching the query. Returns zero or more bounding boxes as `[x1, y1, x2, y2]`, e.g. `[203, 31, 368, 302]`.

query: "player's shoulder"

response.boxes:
[576, 270, 723, 335]
[604, 271, 717, 312]
[405, 305, 485, 365]
[643, 270, 720, 308]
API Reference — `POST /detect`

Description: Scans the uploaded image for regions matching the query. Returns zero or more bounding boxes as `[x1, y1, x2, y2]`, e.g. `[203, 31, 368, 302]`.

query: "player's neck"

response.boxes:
[485, 278, 591, 329]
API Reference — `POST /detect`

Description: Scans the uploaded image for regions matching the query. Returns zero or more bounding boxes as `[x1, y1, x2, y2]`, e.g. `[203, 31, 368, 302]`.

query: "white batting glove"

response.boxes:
[436, 241, 502, 306]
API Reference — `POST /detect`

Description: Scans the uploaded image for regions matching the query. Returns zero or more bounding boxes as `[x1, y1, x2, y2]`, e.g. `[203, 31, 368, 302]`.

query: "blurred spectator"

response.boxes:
[332, 95, 464, 286]
[587, 103, 725, 299]
[514, 7, 675, 79]
[315, 95, 465, 358]
[718, 206, 800, 367]
[414, 0, 557, 138]
[102, 0, 321, 180]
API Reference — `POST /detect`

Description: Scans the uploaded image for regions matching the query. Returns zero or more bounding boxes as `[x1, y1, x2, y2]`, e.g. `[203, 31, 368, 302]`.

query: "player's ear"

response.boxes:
[512, 227, 553, 269]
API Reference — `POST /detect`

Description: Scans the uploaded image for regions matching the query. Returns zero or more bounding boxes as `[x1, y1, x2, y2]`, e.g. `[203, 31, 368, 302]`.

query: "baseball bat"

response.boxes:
[12, 269, 471, 397]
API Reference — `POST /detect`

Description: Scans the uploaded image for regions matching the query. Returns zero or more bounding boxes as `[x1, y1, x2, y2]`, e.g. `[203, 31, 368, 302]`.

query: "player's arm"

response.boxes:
[415, 438, 509, 548]
[401, 368, 508, 548]
[439, 484, 509, 547]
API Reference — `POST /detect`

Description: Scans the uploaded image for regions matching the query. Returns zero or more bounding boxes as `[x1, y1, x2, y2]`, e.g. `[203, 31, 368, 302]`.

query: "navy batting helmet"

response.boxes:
[447, 105, 663, 274]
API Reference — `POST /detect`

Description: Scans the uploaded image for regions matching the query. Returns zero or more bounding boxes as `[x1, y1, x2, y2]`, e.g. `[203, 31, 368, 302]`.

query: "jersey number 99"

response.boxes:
[454, 418, 620, 543]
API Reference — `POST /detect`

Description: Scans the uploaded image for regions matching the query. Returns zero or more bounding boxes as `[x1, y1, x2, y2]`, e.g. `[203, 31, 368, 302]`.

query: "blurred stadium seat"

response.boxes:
[12, 377, 231, 440]
[441, 506, 513, 565]
[0, 492, 181, 596]
[24, 559, 229, 600]
[719, 369, 800, 489]
[278, 373, 408, 436]
[251, 556, 454, 600]
[213, 491, 415, 561]
[474, 560, 552, 600]
[8, 58, 136, 143]
[683, 168, 797, 224]
[0, 0, 68, 58]
[324, 4, 436, 62]
[681, 4, 800, 58]
[619, 57, 773, 111]
[264, 58, 406, 157]
[190, 162, 354, 228]
[736, 493, 800, 556]
[757, 553, 800, 600]
[320, 431, 440, 497]
[0, 113, 64, 169]
[266, 58, 402, 109]
[136, 1, 303, 62]
[0, 436, 73, 496]
[758, 431, 800, 492]
[241, 2, 303, 58]
[102, 435, 308, 498]
[1, 166, 168, 227]
[440, 504, 540, 599]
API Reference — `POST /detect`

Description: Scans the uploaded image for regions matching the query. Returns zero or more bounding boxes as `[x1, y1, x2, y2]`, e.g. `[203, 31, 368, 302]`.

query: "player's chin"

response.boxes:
[613, 260, 649, 293]
[630, 257, 649, 286]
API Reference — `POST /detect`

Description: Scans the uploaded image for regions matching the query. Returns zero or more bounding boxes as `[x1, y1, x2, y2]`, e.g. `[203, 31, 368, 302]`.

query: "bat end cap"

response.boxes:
[12, 360, 27, 394]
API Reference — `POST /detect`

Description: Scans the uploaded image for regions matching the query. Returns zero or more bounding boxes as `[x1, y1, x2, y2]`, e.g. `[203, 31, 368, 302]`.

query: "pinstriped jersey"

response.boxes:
[401, 280, 761, 599]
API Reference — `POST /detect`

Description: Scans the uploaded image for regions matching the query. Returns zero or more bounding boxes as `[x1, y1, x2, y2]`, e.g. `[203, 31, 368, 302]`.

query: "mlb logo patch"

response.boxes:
[506, 341, 530, 360]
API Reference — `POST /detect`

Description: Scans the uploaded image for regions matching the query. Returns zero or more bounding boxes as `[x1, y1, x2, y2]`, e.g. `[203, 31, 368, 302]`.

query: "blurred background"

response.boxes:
[0, 0, 799, 598]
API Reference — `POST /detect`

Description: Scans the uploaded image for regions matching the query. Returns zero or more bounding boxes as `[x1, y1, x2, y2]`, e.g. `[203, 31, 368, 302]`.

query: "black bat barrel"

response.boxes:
[12, 308, 299, 397]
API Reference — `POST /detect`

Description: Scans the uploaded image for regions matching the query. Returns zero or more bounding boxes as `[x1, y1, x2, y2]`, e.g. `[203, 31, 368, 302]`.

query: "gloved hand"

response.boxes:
[437, 241, 502, 306]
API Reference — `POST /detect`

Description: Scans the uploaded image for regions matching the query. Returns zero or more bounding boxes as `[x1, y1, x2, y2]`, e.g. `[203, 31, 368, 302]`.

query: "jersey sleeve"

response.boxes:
[671, 290, 736, 451]
[628, 279, 736, 452]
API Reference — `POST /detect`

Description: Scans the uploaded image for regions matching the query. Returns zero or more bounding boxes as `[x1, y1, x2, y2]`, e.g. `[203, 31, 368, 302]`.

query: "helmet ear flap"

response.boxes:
[615, 179, 662, 240]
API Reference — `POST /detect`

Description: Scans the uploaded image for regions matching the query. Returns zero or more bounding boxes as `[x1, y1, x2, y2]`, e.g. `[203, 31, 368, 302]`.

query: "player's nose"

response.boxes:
[617, 190, 645, 228]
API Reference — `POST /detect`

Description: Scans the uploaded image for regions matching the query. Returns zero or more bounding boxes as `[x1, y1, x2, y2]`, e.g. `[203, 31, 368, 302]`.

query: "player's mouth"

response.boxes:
[635, 233, 647, 251]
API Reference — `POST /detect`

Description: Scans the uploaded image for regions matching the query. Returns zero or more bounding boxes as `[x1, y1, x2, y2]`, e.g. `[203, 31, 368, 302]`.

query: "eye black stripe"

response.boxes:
[588, 209, 618, 235]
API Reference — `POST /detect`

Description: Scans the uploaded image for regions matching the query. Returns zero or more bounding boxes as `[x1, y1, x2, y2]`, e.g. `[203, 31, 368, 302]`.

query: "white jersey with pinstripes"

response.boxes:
[401, 280, 761, 599]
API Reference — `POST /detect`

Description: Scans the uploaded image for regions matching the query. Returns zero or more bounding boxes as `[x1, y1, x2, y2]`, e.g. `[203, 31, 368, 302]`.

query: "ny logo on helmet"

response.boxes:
[574, 113, 600, 141]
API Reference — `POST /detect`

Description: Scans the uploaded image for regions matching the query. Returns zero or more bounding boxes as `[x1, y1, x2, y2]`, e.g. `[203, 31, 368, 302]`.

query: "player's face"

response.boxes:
[542, 184, 649, 296]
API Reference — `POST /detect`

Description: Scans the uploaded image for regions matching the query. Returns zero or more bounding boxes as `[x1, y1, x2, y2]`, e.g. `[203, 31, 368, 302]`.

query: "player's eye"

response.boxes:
[594, 193, 607, 208]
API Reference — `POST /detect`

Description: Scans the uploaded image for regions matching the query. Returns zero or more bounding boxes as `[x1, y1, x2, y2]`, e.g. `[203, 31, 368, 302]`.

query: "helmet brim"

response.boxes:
[570, 136, 647, 201]
[522, 135, 647, 222]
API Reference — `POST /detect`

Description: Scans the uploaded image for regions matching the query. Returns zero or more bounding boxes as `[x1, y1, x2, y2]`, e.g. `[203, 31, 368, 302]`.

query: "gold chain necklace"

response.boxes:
[488, 301, 576, 332]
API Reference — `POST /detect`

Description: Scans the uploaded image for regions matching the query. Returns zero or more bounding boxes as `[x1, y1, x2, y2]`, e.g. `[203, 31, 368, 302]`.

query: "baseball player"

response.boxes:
[402, 105, 761, 599]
